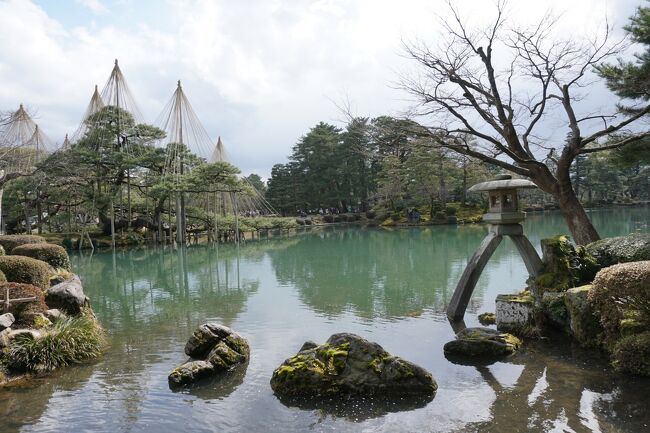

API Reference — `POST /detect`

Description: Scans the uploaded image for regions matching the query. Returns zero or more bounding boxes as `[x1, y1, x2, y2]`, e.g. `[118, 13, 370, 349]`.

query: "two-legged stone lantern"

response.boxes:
[447, 174, 543, 321]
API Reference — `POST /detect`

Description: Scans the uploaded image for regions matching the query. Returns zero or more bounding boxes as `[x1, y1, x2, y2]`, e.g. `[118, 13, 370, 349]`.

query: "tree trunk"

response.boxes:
[557, 186, 600, 245]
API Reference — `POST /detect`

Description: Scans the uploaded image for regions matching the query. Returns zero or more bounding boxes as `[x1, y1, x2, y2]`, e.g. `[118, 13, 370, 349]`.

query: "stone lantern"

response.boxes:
[447, 174, 543, 321]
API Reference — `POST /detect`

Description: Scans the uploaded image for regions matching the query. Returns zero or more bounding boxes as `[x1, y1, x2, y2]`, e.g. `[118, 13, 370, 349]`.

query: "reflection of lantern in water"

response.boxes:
[447, 174, 543, 321]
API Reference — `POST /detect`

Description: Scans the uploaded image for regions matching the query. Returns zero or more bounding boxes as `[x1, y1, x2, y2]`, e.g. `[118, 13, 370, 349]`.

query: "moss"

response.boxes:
[478, 312, 496, 325]
[497, 290, 535, 304]
[33, 315, 52, 329]
[536, 272, 571, 291]
[539, 235, 599, 291]
[620, 318, 646, 337]
[0, 235, 46, 254]
[0, 256, 51, 290]
[11, 243, 71, 271]
[0, 270, 5, 283]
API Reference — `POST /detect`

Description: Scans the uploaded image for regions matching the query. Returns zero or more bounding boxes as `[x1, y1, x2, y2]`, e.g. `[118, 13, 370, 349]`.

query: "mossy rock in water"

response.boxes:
[11, 243, 71, 271]
[612, 331, 650, 376]
[270, 333, 437, 399]
[168, 360, 216, 386]
[478, 312, 496, 326]
[443, 327, 521, 361]
[169, 323, 250, 388]
[541, 292, 568, 329]
[0, 235, 46, 254]
[586, 234, 650, 267]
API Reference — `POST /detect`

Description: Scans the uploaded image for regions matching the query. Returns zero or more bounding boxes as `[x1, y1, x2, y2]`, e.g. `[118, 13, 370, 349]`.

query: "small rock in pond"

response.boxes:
[168, 361, 215, 386]
[169, 322, 250, 387]
[270, 333, 437, 399]
[478, 312, 496, 325]
[0, 312, 15, 331]
[444, 327, 521, 358]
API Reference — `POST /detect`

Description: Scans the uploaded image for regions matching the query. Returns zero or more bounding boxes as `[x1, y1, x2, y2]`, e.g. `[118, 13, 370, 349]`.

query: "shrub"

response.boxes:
[612, 332, 650, 376]
[589, 261, 650, 344]
[0, 235, 46, 254]
[0, 270, 5, 282]
[8, 316, 106, 373]
[0, 282, 48, 326]
[304, 218, 313, 226]
[323, 215, 334, 223]
[365, 210, 376, 219]
[586, 234, 650, 267]
[434, 211, 446, 221]
[333, 215, 342, 223]
[445, 206, 457, 216]
[390, 212, 401, 222]
[0, 255, 52, 290]
[11, 243, 71, 271]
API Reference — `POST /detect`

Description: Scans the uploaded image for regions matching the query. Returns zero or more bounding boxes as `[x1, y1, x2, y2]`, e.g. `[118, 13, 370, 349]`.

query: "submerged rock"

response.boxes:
[45, 275, 89, 316]
[586, 234, 650, 267]
[444, 327, 521, 359]
[270, 333, 437, 399]
[169, 322, 250, 388]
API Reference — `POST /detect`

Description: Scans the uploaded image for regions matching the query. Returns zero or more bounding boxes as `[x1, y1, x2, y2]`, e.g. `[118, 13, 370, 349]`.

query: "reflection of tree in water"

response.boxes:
[268, 226, 494, 319]
[451, 337, 650, 433]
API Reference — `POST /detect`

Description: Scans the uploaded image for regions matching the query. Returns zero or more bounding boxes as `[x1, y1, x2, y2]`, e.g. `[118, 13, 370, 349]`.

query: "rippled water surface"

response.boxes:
[1, 208, 649, 433]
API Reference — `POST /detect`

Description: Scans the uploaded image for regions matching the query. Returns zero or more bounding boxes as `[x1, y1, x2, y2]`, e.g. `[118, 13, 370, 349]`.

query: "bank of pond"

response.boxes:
[0, 214, 649, 431]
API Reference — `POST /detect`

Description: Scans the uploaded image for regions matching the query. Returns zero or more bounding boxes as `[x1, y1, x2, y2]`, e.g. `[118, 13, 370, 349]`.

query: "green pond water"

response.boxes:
[1, 207, 650, 433]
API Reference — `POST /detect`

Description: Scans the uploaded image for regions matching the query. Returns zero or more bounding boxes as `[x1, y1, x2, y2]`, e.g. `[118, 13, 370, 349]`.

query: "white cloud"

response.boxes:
[0, 0, 642, 177]
[74, 0, 107, 14]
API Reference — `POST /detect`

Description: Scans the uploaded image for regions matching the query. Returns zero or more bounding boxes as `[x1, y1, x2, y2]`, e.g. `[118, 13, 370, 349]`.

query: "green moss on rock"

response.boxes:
[270, 333, 436, 398]
[444, 327, 521, 359]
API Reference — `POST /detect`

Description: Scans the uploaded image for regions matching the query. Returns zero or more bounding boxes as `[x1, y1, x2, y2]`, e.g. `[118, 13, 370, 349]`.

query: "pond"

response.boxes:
[1, 207, 649, 433]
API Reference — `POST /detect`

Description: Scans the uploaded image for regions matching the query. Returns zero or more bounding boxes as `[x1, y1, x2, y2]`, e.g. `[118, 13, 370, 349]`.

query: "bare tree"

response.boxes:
[401, 1, 650, 245]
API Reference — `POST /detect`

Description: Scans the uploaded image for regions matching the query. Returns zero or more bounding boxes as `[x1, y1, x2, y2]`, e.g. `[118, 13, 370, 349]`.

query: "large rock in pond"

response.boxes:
[169, 323, 250, 388]
[45, 275, 89, 315]
[586, 234, 650, 267]
[495, 291, 535, 333]
[444, 327, 521, 359]
[270, 333, 437, 398]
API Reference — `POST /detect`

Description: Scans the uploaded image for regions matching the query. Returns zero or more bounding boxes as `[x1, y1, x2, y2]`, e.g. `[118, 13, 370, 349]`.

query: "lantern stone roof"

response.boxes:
[468, 174, 537, 192]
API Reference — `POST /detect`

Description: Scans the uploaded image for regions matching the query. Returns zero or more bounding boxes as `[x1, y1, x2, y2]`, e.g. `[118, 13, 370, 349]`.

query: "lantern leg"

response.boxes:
[447, 231, 503, 321]
[508, 234, 543, 277]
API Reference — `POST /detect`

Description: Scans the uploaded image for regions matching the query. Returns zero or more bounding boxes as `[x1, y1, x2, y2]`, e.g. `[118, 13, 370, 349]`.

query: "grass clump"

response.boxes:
[0, 235, 46, 254]
[11, 243, 71, 271]
[8, 316, 106, 373]
[0, 255, 51, 290]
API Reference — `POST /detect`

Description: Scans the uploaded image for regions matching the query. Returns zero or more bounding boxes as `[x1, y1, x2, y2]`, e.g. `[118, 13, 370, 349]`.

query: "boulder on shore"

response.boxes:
[270, 333, 437, 399]
[45, 275, 89, 316]
[444, 327, 521, 359]
[0, 313, 15, 331]
[169, 323, 250, 388]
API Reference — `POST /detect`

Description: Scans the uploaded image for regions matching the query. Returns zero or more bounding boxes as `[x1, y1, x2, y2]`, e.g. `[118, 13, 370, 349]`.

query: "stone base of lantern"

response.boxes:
[495, 293, 535, 333]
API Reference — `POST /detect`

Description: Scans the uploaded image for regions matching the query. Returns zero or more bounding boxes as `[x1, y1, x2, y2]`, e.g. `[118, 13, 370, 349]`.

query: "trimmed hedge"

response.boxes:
[0, 235, 46, 254]
[0, 269, 5, 283]
[0, 255, 51, 290]
[12, 243, 71, 271]
[589, 261, 650, 345]
[0, 282, 48, 326]
[0, 245, 4, 256]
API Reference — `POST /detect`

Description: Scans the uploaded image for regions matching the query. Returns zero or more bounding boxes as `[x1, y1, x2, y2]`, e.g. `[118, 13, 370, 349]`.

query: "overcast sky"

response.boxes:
[0, 0, 641, 178]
